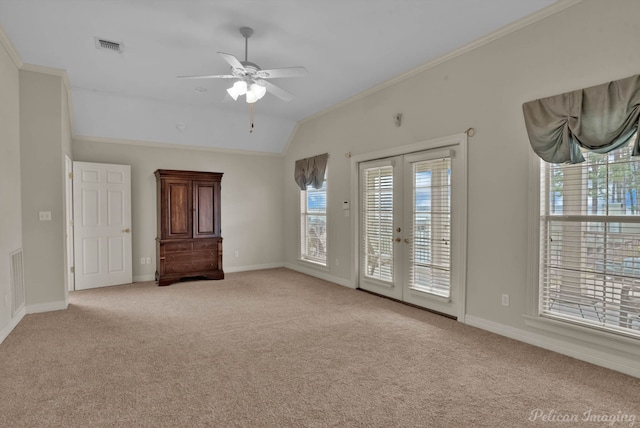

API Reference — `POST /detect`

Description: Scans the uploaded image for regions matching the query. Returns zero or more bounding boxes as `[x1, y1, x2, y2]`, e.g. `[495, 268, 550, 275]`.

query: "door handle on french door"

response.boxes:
[122, 228, 131, 233]
[404, 238, 411, 244]
[394, 237, 401, 242]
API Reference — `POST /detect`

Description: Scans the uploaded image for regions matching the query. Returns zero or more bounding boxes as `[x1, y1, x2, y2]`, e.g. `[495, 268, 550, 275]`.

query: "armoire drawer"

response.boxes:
[164, 260, 216, 274]
[162, 241, 193, 253]
[165, 249, 215, 262]
[193, 239, 218, 250]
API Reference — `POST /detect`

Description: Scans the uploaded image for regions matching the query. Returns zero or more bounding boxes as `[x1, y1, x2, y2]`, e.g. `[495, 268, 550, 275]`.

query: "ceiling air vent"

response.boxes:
[94, 37, 123, 53]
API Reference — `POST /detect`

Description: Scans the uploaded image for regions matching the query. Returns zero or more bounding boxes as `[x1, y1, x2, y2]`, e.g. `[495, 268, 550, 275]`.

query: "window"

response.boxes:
[300, 176, 327, 265]
[539, 142, 640, 337]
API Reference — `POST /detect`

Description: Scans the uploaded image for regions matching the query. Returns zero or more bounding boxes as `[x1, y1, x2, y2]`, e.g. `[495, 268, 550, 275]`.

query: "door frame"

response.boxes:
[350, 133, 468, 322]
[65, 155, 74, 292]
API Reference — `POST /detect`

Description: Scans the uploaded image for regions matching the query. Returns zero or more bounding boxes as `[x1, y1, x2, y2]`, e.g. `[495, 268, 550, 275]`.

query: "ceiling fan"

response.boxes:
[177, 27, 307, 103]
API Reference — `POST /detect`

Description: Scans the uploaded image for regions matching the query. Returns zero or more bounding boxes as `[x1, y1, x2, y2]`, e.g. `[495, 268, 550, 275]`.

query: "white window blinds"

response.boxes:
[300, 176, 327, 265]
[362, 165, 394, 281]
[409, 157, 451, 298]
[540, 142, 640, 337]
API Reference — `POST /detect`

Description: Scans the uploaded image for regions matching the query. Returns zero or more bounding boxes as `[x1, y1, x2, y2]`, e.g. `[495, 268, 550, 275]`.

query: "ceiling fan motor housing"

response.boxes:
[239, 27, 254, 39]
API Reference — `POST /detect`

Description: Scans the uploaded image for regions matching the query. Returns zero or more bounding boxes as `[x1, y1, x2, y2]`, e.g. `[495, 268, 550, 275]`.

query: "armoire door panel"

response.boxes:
[166, 181, 191, 238]
[193, 181, 215, 237]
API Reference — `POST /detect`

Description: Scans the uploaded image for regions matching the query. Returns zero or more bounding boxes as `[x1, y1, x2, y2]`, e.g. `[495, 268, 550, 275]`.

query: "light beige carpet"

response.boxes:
[1, 268, 638, 427]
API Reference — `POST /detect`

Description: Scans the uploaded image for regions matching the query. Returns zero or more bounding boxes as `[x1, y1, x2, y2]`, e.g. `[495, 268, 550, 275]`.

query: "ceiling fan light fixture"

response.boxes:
[251, 83, 267, 100]
[227, 80, 248, 100]
[245, 90, 258, 104]
[245, 82, 267, 104]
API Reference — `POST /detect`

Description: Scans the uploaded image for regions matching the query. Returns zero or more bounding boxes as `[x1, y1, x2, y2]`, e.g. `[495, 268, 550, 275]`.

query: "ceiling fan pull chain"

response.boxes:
[249, 103, 254, 133]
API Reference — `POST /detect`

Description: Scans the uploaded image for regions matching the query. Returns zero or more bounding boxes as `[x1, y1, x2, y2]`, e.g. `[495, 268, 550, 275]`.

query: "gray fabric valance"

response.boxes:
[294, 153, 328, 190]
[522, 74, 640, 164]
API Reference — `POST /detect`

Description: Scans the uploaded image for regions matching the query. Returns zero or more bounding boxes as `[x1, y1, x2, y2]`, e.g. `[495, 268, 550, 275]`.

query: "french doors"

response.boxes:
[358, 143, 466, 318]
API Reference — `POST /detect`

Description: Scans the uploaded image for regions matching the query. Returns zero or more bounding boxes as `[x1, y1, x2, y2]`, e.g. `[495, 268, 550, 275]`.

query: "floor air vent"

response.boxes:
[10, 249, 24, 316]
[95, 37, 123, 53]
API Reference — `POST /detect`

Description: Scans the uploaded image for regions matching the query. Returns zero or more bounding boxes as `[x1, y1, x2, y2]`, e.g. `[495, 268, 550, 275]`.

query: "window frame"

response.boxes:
[299, 173, 328, 266]
[526, 148, 640, 348]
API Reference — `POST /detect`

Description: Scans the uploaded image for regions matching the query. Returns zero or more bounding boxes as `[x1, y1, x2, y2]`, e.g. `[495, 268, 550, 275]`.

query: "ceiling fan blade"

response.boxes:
[218, 52, 246, 71]
[176, 74, 236, 79]
[258, 66, 308, 79]
[259, 79, 294, 102]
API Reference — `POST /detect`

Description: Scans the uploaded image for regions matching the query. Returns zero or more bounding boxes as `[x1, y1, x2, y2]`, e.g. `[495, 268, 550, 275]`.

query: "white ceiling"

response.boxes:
[0, 0, 561, 154]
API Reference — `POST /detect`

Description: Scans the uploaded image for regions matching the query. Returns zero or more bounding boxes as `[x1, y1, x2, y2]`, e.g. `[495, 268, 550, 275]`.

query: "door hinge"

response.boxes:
[70, 266, 75, 273]
[68, 172, 73, 179]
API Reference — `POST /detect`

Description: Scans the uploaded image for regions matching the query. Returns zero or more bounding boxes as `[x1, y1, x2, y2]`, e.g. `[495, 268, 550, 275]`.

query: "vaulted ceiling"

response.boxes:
[0, 0, 564, 153]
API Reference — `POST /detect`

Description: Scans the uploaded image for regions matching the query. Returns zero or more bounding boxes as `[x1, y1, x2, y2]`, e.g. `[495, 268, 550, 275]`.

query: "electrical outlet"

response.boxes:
[501, 294, 510, 306]
[39, 211, 52, 221]
[146, 257, 151, 264]
[140, 257, 145, 265]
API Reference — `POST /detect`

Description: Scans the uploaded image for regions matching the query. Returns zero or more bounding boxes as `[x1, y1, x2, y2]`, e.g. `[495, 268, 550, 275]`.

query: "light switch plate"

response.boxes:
[39, 211, 52, 221]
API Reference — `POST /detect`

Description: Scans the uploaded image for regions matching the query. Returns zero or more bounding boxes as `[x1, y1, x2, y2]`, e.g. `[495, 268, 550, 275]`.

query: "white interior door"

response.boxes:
[359, 147, 463, 318]
[73, 162, 132, 290]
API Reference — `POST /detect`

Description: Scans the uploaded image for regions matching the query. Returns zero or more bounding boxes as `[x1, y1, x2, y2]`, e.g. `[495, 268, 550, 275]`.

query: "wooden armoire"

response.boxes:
[155, 169, 224, 286]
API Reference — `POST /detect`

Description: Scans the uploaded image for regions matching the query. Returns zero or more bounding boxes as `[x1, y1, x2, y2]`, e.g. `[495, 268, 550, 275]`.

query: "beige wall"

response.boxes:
[19, 69, 70, 309]
[283, 0, 640, 375]
[72, 139, 285, 279]
[0, 31, 22, 336]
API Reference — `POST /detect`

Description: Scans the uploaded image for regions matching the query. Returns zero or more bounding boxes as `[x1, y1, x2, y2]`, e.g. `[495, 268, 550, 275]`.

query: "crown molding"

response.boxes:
[300, 0, 584, 125]
[0, 22, 23, 68]
[74, 135, 284, 157]
[21, 62, 67, 77]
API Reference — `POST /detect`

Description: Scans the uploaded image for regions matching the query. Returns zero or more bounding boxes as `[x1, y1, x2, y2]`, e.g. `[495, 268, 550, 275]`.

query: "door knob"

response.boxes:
[122, 228, 131, 233]
[396, 227, 401, 232]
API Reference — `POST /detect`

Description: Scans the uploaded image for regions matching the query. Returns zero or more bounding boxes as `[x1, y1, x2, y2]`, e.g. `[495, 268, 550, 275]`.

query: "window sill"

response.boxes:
[297, 258, 329, 271]
[523, 314, 640, 357]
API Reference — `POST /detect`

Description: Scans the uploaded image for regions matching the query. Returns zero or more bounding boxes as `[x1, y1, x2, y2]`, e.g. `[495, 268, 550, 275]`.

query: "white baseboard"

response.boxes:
[283, 262, 355, 289]
[26, 300, 68, 314]
[224, 262, 284, 273]
[133, 274, 155, 282]
[0, 307, 25, 345]
[464, 315, 640, 378]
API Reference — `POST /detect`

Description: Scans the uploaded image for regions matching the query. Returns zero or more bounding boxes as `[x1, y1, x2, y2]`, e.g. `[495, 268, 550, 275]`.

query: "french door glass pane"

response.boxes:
[410, 158, 451, 297]
[363, 166, 394, 281]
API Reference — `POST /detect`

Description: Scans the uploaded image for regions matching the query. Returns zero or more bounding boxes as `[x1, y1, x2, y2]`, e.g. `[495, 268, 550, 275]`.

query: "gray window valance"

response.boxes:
[522, 74, 640, 164]
[294, 153, 328, 190]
